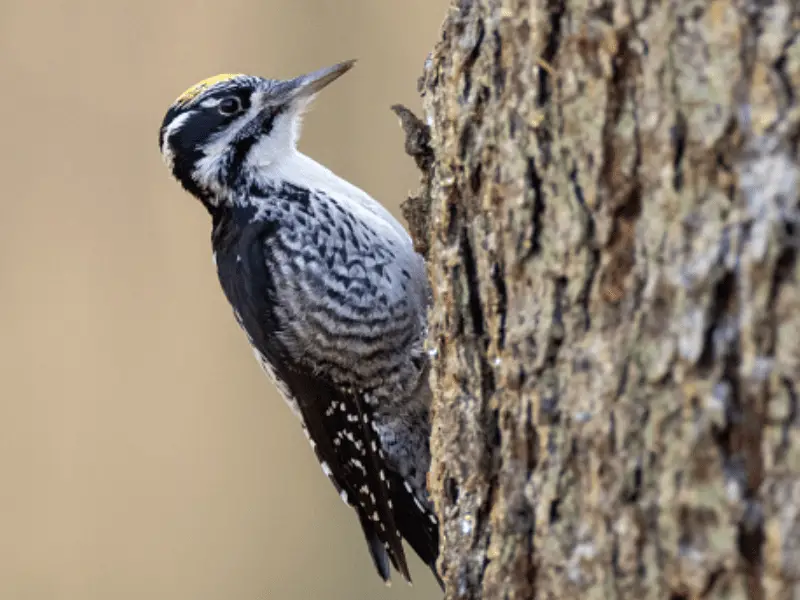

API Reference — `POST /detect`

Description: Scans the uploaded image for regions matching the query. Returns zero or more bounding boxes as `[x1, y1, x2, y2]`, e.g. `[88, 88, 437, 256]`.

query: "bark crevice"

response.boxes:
[395, 0, 800, 597]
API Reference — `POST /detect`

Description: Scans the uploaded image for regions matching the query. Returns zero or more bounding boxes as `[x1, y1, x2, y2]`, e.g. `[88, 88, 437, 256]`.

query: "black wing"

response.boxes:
[221, 219, 435, 585]
[277, 366, 411, 584]
[276, 359, 442, 589]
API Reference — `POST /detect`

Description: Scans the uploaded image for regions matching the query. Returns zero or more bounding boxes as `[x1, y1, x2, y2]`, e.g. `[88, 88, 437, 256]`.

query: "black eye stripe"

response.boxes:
[203, 89, 252, 111]
[235, 89, 252, 110]
[260, 104, 287, 136]
[160, 86, 254, 139]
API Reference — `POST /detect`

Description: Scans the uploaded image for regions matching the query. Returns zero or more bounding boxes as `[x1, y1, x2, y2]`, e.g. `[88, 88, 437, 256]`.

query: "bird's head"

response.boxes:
[158, 60, 355, 207]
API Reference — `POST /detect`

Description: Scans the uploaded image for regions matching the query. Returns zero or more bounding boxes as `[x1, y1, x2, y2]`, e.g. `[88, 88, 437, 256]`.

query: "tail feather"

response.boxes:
[358, 512, 411, 585]
[358, 514, 391, 582]
[388, 470, 443, 589]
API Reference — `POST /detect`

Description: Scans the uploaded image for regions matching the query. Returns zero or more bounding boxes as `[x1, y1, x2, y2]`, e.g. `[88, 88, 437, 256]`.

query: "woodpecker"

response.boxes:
[158, 61, 441, 588]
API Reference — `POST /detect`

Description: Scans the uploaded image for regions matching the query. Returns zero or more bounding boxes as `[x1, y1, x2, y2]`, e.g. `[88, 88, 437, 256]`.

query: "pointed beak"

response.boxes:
[283, 60, 356, 101]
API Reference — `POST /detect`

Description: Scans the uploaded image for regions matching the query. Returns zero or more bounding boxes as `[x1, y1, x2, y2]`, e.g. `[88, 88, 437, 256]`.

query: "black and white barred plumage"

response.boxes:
[157, 62, 441, 588]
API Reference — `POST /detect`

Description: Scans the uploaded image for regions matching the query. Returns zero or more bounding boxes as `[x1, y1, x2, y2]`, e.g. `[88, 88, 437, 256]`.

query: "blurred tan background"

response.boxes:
[0, 1, 446, 598]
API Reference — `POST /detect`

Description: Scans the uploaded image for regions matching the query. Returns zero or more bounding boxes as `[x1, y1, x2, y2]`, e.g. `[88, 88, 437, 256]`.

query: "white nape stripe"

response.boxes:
[160, 111, 193, 169]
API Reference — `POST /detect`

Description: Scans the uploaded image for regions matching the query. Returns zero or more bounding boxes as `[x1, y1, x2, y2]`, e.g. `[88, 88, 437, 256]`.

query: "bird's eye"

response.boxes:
[218, 97, 242, 115]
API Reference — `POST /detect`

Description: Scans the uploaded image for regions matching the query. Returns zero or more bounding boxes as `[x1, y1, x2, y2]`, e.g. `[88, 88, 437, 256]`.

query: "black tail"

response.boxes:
[388, 470, 444, 589]
[358, 513, 394, 583]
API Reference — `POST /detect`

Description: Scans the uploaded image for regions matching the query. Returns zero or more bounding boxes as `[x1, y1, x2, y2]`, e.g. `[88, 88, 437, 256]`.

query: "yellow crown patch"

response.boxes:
[175, 73, 245, 105]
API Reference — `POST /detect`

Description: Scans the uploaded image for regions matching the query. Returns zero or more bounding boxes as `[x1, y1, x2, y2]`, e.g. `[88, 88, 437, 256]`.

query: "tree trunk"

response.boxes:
[398, 0, 800, 598]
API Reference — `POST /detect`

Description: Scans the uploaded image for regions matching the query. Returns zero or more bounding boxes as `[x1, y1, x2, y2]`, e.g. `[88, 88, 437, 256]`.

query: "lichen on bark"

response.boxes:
[399, 0, 800, 598]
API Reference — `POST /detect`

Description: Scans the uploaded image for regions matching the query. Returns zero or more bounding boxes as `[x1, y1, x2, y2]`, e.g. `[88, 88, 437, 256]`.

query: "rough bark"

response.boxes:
[398, 0, 800, 598]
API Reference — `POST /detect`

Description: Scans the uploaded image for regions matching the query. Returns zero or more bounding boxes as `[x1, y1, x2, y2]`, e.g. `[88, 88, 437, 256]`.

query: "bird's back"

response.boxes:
[160, 63, 441, 588]
[210, 155, 439, 584]
[224, 154, 429, 396]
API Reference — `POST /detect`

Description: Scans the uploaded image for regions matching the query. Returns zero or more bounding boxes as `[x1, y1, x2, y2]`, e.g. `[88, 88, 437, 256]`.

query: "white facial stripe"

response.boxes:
[191, 101, 264, 196]
[160, 111, 194, 169]
[199, 98, 224, 108]
[162, 83, 312, 203]
[162, 86, 260, 172]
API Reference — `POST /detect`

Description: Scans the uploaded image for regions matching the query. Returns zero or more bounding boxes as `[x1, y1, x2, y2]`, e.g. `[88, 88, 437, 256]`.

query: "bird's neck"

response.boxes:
[253, 151, 412, 244]
[260, 151, 359, 199]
